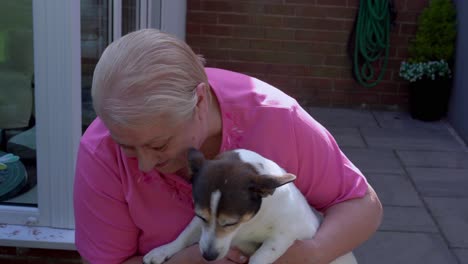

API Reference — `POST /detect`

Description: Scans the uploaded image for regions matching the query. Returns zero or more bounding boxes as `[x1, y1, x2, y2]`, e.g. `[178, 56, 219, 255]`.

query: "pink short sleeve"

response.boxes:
[291, 107, 369, 212]
[74, 140, 139, 264]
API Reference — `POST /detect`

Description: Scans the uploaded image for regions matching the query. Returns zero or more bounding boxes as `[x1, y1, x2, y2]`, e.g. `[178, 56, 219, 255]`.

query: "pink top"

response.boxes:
[74, 68, 368, 264]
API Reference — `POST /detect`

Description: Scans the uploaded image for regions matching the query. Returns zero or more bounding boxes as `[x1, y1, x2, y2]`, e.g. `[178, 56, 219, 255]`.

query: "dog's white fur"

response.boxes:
[143, 149, 357, 264]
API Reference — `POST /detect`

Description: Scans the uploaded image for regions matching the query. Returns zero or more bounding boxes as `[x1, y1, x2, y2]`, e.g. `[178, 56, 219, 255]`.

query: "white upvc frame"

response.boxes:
[0, 0, 81, 230]
[0, 0, 187, 250]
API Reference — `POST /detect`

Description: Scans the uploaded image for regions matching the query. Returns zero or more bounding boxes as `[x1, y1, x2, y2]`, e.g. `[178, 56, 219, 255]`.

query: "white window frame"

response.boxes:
[0, 0, 187, 250]
[0, 0, 81, 249]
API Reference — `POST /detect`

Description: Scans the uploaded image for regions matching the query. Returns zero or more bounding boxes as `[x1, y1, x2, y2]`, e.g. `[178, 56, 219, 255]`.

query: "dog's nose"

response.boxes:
[202, 249, 219, 261]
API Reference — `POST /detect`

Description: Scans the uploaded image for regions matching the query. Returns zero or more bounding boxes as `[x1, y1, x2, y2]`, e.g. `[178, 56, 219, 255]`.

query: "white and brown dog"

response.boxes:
[143, 148, 357, 264]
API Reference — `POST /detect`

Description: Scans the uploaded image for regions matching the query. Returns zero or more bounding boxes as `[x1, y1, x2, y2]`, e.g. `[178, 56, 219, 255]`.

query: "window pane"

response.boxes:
[0, 0, 37, 207]
[81, 0, 111, 130]
[122, 0, 139, 36]
[81, 0, 140, 132]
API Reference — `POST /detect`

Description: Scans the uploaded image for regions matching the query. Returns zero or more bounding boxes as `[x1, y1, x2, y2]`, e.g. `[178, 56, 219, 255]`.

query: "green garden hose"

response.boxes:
[352, 0, 393, 88]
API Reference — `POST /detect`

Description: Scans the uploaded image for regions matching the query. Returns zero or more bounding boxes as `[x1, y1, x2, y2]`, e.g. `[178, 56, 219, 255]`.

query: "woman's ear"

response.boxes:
[195, 82, 207, 107]
[194, 82, 210, 122]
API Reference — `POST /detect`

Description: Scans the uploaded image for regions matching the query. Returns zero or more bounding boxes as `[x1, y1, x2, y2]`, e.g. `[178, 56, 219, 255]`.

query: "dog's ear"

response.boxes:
[249, 173, 296, 197]
[187, 148, 205, 181]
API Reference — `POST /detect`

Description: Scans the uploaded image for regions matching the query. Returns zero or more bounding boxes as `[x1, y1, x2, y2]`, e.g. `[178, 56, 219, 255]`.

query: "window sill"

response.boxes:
[0, 223, 75, 250]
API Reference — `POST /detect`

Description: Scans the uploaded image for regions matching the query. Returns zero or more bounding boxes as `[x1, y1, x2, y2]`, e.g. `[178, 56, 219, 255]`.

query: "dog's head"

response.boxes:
[187, 148, 296, 261]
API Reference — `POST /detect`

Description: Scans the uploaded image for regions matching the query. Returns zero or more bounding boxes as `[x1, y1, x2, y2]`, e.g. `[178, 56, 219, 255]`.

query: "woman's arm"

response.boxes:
[275, 184, 383, 264]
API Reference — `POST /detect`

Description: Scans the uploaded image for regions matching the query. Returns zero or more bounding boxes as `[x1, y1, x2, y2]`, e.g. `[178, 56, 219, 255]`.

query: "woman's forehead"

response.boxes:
[107, 120, 175, 147]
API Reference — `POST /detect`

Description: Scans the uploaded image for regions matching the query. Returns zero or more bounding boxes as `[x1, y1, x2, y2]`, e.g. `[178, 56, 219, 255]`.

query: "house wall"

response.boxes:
[186, 0, 429, 109]
[449, 0, 468, 144]
[0, 247, 81, 263]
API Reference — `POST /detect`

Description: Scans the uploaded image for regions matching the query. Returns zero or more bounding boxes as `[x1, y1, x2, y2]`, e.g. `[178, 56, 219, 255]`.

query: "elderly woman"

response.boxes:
[74, 29, 382, 264]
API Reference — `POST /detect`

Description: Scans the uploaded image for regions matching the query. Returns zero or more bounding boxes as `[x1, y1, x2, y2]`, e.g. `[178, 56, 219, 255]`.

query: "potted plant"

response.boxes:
[399, 0, 457, 121]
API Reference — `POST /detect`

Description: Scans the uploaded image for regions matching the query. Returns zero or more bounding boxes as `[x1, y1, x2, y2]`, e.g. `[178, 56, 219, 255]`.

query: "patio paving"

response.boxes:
[307, 107, 468, 264]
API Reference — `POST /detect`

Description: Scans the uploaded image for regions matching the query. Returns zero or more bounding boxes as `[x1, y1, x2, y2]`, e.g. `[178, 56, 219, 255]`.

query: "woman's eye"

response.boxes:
[152, 143, 168, 151]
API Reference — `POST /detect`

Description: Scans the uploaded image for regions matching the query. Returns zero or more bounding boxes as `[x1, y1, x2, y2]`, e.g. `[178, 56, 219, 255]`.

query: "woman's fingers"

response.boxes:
[224, 247, 248, 264]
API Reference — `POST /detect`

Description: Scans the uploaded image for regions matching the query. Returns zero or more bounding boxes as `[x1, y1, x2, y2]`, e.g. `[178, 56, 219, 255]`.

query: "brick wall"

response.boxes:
[0, 247, 82, 263]
[186, 0, 428, 110]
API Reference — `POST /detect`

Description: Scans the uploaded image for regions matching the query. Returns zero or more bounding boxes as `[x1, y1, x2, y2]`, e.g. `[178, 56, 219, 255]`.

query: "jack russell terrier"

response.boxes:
[143, 148, 357, 264]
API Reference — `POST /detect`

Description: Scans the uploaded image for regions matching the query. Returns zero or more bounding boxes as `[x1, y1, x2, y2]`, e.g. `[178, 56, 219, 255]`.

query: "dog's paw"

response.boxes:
[142, 247, 173, 264]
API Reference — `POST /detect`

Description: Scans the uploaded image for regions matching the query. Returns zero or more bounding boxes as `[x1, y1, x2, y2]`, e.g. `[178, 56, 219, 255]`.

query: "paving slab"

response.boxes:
[354, 231, 458, 264]
[366, 173, 423, 206]
[361, 127, 464, 151]
[396, 150, 468, 169]
[327, 127, 366, 148]
[341, 148, 404, 174]
[453, 249, 468, 264]
[379, 206, 438, 233]
[372, 110, 451, 131]
[425, 197, 468, 248]
[407, 168, 468, 197]
[307, 107, 379, 128]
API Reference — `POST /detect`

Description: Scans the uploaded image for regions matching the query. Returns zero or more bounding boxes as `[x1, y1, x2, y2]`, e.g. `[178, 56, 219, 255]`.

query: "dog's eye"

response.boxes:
[221, 222, 238, 228]
[196, 215, 208, 223]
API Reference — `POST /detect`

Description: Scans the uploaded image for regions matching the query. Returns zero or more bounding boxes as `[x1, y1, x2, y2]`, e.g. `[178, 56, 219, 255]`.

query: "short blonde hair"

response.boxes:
[92, 29, 207, 127]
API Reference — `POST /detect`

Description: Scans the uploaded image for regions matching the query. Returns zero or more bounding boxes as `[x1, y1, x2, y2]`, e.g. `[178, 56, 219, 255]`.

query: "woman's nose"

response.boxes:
[136, 148, 159, 173]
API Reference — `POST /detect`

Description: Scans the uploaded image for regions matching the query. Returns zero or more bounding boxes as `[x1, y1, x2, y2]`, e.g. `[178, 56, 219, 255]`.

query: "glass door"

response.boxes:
[81, 0, 141, 131]
[0, 0, 37, 207]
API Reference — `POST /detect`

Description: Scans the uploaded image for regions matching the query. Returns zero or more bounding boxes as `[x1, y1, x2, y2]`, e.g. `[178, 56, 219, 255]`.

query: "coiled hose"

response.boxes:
[351, 0, 395, 88]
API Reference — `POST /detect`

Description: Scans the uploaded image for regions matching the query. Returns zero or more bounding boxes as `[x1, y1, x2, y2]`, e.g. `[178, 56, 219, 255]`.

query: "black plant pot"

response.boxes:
[409, 78, 452, 121]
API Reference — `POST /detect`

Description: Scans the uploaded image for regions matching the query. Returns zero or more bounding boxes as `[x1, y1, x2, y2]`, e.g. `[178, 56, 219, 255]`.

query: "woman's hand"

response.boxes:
[165, 244, 248, 264]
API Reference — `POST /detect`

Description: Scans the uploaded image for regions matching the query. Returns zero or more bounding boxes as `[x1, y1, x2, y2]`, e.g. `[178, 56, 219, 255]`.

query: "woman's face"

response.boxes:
[106, 115, 205, 174]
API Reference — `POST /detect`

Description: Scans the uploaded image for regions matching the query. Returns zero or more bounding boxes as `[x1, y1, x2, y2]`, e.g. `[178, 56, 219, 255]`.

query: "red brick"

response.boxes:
[232, 26, 264, 38]
[284, 17, 347, 31]
[396, 47, 409, 59]
[325, 55, 352, 67]
[264, 28, 295, 40]
[218, 14, 249, 25]
[16, 248, 81, 259]
[200, 48, 230, 60]
[201, 25, 232, 36]
[253, 15, 283, 27]
[296, 6, 356, 20]
[334, 79, 360, 91]
[187, 11, 217, 24]
[347, 0, 359, 7]
[309, 66, 343, 78]
[406, 0, 429, 11]
[186, 23, 201, 35]
[282, 42, 346, 55]
[295, 30, 350, 43]
[285, 0, 316, 4]
[265, 75, 299, 88]
[317, 0, 348, 6]
[215, 61, 269, 74]
[250, 39, 283, 50]
[267, 64, 309, 75]
[200, 1, 235, 12]
[294, 6, 327, 18]
[264, 4, 296, 16]
[186, 35, 218, 48]
[396, 12, 421, 23]
[0, 246, 16, 255]
[299, 77, 334, 89]
[231, 50, 324, 65]
[188, 0, 201, 10]
[218, 38, 250, 49]
[390, 35, 410, 47]
[399, 23, 418, 35]
[348, 92, 380, 105]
